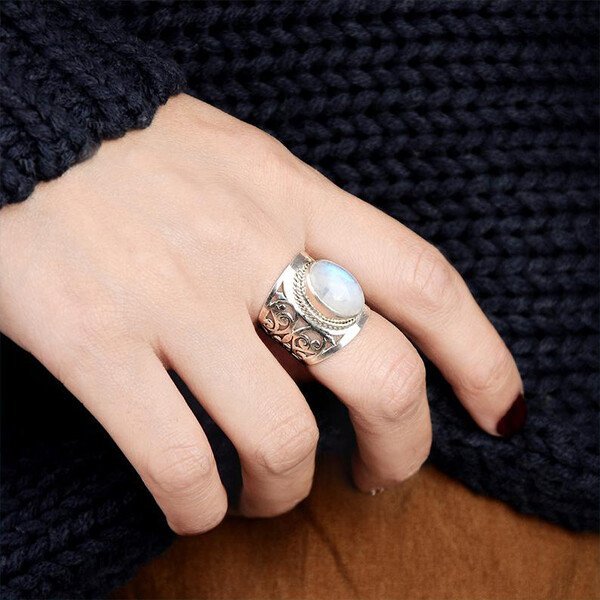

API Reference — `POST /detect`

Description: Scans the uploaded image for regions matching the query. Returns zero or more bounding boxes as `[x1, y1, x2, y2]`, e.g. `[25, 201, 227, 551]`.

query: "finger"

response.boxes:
[161, 311, 319, 518]
[305, 185, 525, 436]
[310, 310, 431, 492]
[58, 344, 228, 535]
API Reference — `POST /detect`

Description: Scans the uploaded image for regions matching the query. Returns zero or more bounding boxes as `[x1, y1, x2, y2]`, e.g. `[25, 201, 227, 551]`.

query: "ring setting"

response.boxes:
[258, 253, 369, 364]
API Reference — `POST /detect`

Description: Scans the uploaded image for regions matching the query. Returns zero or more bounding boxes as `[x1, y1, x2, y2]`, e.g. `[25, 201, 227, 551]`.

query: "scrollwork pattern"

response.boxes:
[261, 286, 336, 362]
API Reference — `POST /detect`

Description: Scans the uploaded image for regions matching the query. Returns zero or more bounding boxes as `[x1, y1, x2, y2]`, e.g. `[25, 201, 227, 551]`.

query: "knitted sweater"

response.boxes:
[1, 1, 598, 597]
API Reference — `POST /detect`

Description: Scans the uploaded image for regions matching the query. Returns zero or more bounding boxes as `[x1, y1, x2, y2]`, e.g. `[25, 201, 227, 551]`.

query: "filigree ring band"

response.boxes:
[258, 253, 369, 365]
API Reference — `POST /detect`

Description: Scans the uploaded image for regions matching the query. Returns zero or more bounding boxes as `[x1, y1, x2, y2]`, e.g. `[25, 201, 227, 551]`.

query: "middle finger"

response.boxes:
[309, 310, 432, 493]
[161, 309, 319, 518]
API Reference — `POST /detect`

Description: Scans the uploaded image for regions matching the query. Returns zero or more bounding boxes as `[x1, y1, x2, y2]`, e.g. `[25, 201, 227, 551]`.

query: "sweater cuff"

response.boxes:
[0, 0, 186, 205]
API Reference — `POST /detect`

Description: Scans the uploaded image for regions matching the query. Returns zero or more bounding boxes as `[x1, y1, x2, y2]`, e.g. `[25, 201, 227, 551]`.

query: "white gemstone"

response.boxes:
[307, 260, 364, 319]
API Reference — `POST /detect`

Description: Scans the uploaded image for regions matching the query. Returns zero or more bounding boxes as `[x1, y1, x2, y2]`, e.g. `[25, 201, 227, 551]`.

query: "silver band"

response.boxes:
[258, 253, 369, 365]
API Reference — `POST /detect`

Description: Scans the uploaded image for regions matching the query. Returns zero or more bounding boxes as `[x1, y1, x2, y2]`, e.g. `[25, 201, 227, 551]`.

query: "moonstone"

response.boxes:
[307, 260, 364, 319]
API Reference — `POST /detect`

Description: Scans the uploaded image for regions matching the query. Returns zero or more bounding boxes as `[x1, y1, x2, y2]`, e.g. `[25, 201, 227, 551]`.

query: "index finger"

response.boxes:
[304, 183, 525, 437]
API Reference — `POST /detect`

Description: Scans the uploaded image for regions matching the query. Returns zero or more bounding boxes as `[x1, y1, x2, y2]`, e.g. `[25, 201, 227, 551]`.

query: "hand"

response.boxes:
[0, 94, 524, 534]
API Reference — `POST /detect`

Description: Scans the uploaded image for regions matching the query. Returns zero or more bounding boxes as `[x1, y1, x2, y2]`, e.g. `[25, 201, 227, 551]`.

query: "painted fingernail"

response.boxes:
[369, 487, 385, 496]
[496, 393, 527, 436]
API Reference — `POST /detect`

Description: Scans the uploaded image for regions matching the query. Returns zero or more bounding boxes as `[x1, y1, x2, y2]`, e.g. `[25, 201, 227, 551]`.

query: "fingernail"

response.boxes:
[496, 393, 527, 436]
[369, 487, 385, 496]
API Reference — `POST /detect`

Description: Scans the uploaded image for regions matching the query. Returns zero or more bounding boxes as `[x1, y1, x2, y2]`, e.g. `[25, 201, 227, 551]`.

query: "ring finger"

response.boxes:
[304, 183, 525, 436]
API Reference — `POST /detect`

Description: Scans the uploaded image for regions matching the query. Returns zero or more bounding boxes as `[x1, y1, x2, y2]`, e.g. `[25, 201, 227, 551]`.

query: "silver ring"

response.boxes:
[258, 253, 369, 365]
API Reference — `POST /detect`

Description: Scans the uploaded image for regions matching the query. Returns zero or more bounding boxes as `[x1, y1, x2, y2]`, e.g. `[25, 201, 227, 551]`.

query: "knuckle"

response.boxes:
[365, 351, 426, 423]
[249, 128, 290, 163]
[67, 297, 122, 346]
[464, 340, 515, 395]
[169, 501, 227, 536]
[54, 296, 129, 380]
[185, 196, 238, 244]
[255, 415, 319, 476]
[221, 121, 291, 170]
[147, 444, 216, 497]
[237, 128, 302, 188]
[190, 197, 272, 267]
[403, 245, 458, 314]
[139, 246, 184, 290]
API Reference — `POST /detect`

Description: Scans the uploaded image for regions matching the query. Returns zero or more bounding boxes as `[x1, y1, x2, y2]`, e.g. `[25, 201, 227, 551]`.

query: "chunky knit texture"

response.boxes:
[0, 0, 184, 203]
[1, 0, 598, 598]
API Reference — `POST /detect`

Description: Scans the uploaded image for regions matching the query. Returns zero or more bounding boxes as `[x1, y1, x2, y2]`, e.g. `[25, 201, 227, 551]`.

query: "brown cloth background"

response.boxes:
[115, 458, 599, 600]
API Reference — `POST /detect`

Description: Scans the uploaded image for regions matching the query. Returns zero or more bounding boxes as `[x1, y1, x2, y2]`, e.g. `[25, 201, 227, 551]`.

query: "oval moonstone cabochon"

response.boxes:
[306, 259, 365, 319]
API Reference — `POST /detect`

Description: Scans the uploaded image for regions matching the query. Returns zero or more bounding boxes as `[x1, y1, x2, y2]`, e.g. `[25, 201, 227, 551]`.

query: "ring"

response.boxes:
[258, 253, 369, 364]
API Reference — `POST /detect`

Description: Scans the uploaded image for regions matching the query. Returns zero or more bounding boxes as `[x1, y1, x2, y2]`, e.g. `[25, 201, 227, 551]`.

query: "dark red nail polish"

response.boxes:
[496, 393, 527, 436]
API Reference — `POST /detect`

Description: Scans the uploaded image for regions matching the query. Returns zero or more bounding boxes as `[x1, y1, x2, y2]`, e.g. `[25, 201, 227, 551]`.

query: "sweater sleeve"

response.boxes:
[0, 0, 186, 206]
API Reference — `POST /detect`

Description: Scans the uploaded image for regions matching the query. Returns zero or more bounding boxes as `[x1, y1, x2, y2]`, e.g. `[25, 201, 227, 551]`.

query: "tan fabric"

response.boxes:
[115, 459, 599, 600]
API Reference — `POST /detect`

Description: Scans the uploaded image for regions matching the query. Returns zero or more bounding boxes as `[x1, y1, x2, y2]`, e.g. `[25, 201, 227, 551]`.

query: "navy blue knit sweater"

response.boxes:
[1, 1, 598, 597]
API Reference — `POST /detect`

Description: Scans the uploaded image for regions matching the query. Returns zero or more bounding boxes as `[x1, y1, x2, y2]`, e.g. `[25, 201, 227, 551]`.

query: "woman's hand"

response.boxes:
[0, 94, 524, 534]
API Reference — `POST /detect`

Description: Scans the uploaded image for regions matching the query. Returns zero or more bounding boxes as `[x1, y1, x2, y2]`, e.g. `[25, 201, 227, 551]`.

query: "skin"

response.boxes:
[0, 94, 523, 534]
